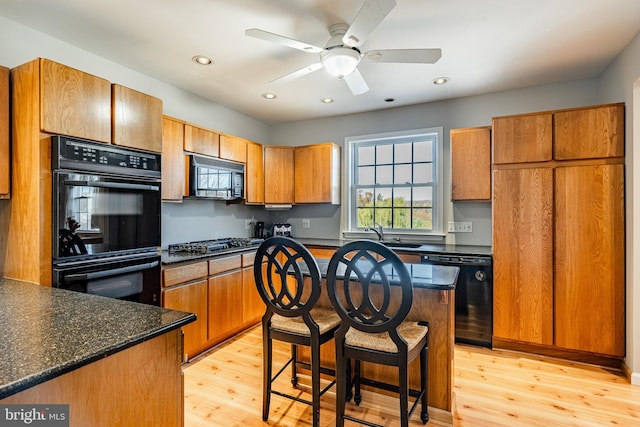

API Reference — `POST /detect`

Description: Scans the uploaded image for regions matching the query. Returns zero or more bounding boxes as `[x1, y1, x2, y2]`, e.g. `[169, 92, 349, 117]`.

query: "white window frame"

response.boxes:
[342, 127, 445, 241]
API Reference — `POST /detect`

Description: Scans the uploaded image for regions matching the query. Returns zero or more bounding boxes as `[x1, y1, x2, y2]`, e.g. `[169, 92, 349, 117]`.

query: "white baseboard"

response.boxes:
[632, 371, 640, 386]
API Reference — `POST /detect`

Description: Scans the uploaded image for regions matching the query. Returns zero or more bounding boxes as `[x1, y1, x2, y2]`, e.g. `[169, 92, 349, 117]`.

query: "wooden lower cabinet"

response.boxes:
[493, 168, 554, 346]
[554, 164, 625, 356]
[162, 250, 262, 360]
[163, 279, 208, 360]
[208, 269, 244, 342]
[493, 163, 625, 358]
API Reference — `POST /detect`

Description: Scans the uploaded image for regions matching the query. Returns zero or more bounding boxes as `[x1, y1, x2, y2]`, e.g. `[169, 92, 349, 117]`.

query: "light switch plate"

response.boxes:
[302, 219, 310, 229]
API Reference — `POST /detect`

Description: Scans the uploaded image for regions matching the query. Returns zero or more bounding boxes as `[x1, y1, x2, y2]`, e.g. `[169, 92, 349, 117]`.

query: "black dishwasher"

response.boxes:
[421, 253, 493, 348]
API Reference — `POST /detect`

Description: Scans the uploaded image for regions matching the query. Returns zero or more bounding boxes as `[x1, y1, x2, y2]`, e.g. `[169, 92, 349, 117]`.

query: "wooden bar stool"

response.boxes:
[254, 236, 341, 427]
[326, 240, 429, 427]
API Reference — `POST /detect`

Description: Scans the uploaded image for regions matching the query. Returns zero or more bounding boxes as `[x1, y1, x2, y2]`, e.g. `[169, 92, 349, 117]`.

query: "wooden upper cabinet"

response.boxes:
[184, 124, 220, 157]
[245, 141, 264, 204]
[112, 84, 163, 153]
[264, 145, 294, 204]
[40, 58, 111, 143]
[161, 116, 185, 201]
[294, 142, 341, 204]
[0, 65, 9, 198]
[492, 112, 552, 164]
[554, 164, 625, 356]
[450, 127, 491, 201]
[554, 104, 624, 160]
[220, 134, 248, 163]
[492, 167, 554, 346]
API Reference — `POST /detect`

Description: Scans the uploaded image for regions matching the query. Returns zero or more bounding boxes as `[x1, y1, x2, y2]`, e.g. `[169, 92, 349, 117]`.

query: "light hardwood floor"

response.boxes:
[183, 326, 640, 426]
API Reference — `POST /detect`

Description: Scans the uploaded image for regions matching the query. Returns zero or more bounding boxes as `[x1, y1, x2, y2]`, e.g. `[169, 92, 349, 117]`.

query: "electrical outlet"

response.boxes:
[245, 219, 252, 229]
[302, 219, 310, 229]
[447, 221, 472, 232]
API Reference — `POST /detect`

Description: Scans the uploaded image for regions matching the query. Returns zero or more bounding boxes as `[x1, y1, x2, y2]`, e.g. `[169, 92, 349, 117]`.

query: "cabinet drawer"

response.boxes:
[242, 251, 256, 267]
[163, 261, 208, 287]
[209, 254, 242, 275]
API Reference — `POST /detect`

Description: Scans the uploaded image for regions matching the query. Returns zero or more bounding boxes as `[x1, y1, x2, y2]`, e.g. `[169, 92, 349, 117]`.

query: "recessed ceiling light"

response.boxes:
[433, 77, 450, 85]
[261, 93, 277, 100]
[384, 98, 395, 103]
[320, 98, 334, 104]
[192, 55, 213, 65]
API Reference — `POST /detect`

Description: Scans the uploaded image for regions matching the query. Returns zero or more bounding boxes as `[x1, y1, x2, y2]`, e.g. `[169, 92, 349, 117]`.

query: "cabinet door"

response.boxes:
[554, 164, 625, 356]
[554, 104, 624, 160]
[242, 266, 264, 324]
[40, 58, 111, 143]
[163, 279, 208, 360]
[450, 127, 491, 201]
[0, 65, 8, 198]
[161, 116, 185, 201]
[264, 146, 294, 204]
[245, 141, 265, 204]
[112, 84, 163, 152]
[492, 113, 552, 164]
[492, 168, 554, 345]
[184, 124, 219, 157]
[294, 142, 341, 204]
[208, 270, 244, 343]
[219, 134, 247, 163]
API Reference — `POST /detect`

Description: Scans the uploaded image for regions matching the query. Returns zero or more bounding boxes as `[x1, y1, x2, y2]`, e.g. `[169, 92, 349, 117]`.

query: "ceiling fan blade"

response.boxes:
[364, 48, 442, 64]
[342, 0, 396, 47]
[343, 69, 369, 95]
[270, 63, 324, 84]
[245, 28, 324, 53]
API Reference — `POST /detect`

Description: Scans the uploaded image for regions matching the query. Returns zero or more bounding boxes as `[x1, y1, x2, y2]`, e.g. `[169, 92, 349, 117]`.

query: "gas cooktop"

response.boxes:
[167, 238, 264, 254]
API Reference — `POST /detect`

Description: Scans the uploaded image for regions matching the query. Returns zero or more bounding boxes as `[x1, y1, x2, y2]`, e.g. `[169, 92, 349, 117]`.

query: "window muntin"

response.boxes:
[351, 131, 439, 232]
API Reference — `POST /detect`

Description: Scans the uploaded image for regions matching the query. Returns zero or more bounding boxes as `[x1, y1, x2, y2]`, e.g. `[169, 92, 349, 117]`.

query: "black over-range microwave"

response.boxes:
[188, 154, 244, 200]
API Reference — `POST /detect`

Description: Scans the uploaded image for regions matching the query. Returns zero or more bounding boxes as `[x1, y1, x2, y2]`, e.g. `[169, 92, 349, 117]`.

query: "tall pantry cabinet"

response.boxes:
[492, 103, 625, 359]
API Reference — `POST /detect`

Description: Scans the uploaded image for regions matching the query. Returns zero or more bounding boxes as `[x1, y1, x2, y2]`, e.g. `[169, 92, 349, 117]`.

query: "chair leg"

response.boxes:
[262, 327, 271, 421]
[399, 363, 409, 427]
[311, 339, 321, 427]
[345, 357, 352, 402]
[354, 360, 362, 405]
[335, 346, 347, 427]
[420, 345, 429, 424]
[291, 344, 298, 387]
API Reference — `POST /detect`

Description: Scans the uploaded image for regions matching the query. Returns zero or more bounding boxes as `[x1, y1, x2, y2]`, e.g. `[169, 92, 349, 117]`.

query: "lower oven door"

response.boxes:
[53, 253, 161, 306]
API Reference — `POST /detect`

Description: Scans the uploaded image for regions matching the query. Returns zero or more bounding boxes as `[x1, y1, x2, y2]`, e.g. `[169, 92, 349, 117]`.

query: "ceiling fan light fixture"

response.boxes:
[321, 48, 361, 77]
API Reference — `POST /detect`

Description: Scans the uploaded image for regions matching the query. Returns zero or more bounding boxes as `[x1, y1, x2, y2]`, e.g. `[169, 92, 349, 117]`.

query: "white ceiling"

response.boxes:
[1, 0, 640, 125]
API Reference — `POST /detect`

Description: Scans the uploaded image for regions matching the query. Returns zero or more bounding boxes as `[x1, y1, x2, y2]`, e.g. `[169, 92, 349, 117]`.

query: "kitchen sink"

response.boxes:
[380, 242, 423, 249]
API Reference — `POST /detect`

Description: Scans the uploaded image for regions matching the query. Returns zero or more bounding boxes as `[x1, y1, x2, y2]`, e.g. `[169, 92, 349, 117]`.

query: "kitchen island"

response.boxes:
[0, 278, 195, 426]
[298, 257, 460, 425]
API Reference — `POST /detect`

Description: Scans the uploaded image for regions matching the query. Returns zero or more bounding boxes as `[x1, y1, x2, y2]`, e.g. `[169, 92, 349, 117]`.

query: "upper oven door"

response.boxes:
[53, 171, 161, 259]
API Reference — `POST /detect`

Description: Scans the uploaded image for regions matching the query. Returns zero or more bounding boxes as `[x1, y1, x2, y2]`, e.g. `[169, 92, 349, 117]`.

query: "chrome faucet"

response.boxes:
[365, 223, 384, 241]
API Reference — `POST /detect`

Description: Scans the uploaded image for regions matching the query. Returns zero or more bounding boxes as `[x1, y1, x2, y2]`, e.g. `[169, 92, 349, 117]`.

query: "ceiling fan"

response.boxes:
[245, 0, 442, 95]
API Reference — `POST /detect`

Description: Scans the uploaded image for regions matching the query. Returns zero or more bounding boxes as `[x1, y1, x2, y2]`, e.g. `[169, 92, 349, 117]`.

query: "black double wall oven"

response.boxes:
[51, 136, 162, 306]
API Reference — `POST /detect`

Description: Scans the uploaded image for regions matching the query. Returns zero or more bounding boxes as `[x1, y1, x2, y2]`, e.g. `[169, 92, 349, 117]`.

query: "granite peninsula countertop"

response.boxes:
[0, 278, 195, 400]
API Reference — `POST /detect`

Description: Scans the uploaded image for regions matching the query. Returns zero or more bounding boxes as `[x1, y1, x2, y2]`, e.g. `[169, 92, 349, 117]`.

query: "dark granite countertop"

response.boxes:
[312, 258, 459, 290]
[0, 278, 195, 399]
[295, 238, 492, 257]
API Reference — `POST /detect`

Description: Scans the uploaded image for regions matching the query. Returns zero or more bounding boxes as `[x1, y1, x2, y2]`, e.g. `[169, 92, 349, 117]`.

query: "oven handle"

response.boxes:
[64, 260, 159, 282]
[63, 180, 160, 191]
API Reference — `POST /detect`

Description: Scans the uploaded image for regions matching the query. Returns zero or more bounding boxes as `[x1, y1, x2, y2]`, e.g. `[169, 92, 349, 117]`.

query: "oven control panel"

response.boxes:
[52, 135, 161, 177]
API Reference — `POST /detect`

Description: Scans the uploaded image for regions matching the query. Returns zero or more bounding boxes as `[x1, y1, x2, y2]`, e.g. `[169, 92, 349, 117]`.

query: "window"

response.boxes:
[347, 127, 443, 234]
